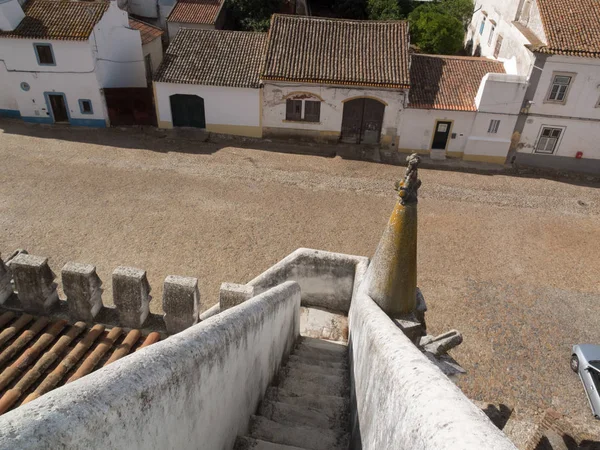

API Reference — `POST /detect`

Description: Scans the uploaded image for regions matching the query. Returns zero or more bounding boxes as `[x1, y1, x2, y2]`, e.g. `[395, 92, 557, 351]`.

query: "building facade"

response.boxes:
[466, 0, 600, 173]
[0, 0, 147, 127]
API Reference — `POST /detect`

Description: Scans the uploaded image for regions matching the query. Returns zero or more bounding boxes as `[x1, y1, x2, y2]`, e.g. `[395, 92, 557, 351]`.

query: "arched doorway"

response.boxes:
[341, 98, 385, 144]
[169, 94, 205, 128]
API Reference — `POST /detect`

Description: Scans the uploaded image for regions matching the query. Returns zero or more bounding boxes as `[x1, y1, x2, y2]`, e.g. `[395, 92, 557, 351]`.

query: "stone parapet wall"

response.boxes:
[0, 252, 200, 335]
[0, 281, 301, 450]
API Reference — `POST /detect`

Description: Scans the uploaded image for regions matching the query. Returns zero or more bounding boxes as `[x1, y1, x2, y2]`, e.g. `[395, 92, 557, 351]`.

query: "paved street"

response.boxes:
[1, 119, 599, 437]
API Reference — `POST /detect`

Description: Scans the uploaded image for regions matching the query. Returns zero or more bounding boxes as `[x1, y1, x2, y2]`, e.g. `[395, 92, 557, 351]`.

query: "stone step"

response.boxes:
[292, 348, 347, 364]
[248, 415, 349, 450]
[287, 354, 347, 370]
[258, 398, 347, 431]
[234, 436, 309, 450]
[280, 361, 348, 382]
[264, 387, 349, 415]
[299, 337, 347, 354]
[279, 373, 349, 398]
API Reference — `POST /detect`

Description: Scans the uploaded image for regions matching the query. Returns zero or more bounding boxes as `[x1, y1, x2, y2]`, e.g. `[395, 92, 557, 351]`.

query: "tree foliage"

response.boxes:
[437, 0, 475, 29]
[366, 0, 401, 20]
[225, 0, 282, 31]
[408, 4, 465, 54]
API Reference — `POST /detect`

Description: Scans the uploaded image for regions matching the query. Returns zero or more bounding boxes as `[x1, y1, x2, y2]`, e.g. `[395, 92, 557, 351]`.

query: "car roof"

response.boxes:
[575, 344, 600, 361]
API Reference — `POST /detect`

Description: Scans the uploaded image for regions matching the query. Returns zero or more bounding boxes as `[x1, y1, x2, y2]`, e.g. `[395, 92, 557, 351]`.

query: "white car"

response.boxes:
[571, 344, 600, 419]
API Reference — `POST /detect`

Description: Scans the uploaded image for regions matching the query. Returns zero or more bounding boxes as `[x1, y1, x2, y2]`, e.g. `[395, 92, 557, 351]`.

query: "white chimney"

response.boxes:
[0, 0, 25, 32]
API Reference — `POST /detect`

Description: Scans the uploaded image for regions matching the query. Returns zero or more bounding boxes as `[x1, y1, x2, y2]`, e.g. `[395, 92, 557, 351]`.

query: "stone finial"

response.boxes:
[62, 262, 104, 322]
[219, 283, 254, 311]
[364, 154, 420, 317]
[112, 267, 151, 328]
[0, 257, 12, 304]
[394, 153, 422, 205]
[9, 254, 58, 313]
[162, 275, 200, 334]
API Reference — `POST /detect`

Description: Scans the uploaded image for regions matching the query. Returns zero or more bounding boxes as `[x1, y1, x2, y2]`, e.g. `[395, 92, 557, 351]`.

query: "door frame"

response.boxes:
[340, 96, 387, 144]
[429, 119, 454, 152]
[44, 92, 70, 124]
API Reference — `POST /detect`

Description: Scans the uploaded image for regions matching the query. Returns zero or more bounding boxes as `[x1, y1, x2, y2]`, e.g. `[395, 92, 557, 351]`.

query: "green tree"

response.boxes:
[225, 0, 282, 31]
[333, 0, 367, 19]
[438, 0, 474, 29]
[366, 0, 401, 20]
[408, 4, 464, 54]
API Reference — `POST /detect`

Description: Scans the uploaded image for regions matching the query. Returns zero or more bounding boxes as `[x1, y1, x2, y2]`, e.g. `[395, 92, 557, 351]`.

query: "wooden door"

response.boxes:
[341, 98, 385, 144]
[48, 94, 68, 123]
[431, 121, 452, 150]
[170, 94, 206, 128]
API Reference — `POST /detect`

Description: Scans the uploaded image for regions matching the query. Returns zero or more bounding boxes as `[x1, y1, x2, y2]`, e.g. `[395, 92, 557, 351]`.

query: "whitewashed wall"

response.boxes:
[129, 0, 158, 19]
[142, 38, 163, 75]
[528, 55, 600, 120]
[262, 81, 407, 142]
[0, 66, 18, 113]
[93, 2, 146, 88]
[154, 81, 261, 133]
[476, 73, 528, 114]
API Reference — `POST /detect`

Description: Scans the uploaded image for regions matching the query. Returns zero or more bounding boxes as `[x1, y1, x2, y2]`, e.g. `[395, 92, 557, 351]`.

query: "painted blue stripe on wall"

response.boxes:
[22, 116, 53, 124]
[70, 118, 106, 128]
[0, 109, 21, 118]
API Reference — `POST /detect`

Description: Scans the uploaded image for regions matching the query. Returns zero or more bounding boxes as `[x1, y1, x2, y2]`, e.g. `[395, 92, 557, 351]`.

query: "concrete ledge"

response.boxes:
[0, 281, 301, 450]
[348, 289, 517, 450]
[247, 248, 369, 314]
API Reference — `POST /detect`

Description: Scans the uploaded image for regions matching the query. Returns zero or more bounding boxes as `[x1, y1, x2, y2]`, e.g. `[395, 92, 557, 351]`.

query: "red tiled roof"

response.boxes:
[535, 0, 600, 58]
[167, 0, 222, 25]
[408, 54, 505, 111]
[0, 311, 160, 416]
[0, 0, 109, 41]
[262, 15, 411, 89]
[129, 18, 164, 45]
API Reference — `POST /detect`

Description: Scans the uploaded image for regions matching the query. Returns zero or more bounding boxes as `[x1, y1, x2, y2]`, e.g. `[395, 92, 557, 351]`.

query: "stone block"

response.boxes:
[162, 275, 199, 334]
[112, 266, 151, 328]
[393, 313, 425, 346]
[219, 283, 254, 311]
[0, 257, 13, 304]
[62, 262, 103, 322]
[9, 254, 58, 313]
[421, 330, 463, 356]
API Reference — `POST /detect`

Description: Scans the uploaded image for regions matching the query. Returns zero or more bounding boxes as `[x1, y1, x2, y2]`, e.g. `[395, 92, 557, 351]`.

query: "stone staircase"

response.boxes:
[234, 337, 350, 450]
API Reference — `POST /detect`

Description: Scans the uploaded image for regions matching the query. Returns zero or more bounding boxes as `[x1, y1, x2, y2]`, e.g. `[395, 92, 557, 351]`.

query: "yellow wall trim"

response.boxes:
[158, 120, 173, 129]
[342, 96, 389, 106]
[462, 154, 507, 165]
[447, 151, 464, 158]
[205, 124, 262, 138]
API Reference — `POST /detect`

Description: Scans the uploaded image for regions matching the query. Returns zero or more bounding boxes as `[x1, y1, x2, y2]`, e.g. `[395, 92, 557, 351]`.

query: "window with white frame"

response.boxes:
[546, 73, 574, 103]
[285, 98, 321, 122]
[535, 126, 563, 154]
[488, 119, 500, 134]
[488, 23, 496, 46]
[479, 16, 486, 35]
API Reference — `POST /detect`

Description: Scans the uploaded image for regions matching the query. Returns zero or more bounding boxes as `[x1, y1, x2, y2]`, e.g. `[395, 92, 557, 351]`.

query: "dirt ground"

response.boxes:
[1, 120, 599, 438]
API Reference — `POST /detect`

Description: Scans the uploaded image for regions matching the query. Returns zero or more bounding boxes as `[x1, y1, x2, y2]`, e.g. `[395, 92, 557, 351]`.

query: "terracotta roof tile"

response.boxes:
[535, 0, 600, 58]
[154, 29, 267, 88]
[167, 0, 222, 25]
[0, 311, 161, 415]
[262, 14, 411, 89]
[409, 54, 505, 111]
[0, 0, 109, 41]
[129, 18, 164, 45]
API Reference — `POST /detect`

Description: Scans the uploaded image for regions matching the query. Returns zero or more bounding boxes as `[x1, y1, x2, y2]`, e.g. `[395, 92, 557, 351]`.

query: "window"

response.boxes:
[479, 16, 486, 35]
[286, 99, 302, 121]
[79, 99, 93, 114]
[488, 24, 496, 46]
[488, 119, 500, 134]
[34, 43, 55, 66]
[546, 73, 574, 103]
[285, 98, 321, 122]
[304, 101, 321, 122]
[535, 126, 563, 154]
[493, 35, 503, 58]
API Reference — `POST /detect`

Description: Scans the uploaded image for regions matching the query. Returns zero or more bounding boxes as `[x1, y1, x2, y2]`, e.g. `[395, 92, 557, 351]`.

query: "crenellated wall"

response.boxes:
[0, 251, 200, 335]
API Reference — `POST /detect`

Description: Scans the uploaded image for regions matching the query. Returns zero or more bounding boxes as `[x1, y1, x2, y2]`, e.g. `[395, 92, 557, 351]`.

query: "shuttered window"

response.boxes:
[493, 35, 503, 58]
[488, 119, 500, 134]
[535, 127, 563, 154]
[304, 101, 321, 122]
[286, 100, 302, 121]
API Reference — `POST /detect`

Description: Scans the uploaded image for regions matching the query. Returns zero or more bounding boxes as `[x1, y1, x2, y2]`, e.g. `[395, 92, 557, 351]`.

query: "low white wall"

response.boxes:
[247, 248, 369, 314]
[348, 289, 517, 450]
[0, 282, 301, 450]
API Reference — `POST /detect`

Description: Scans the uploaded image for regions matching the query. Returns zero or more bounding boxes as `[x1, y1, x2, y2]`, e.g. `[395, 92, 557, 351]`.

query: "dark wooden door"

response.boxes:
[48, 94, 68, 123]
[170, 94, 205, 128]
[341, 98, 385, 144]
[432, 121, 452, 150]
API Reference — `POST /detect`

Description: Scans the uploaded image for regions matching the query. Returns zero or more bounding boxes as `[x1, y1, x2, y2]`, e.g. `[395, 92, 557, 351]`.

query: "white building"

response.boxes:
[0, 0, 147, 127]
[466, 0, 600, 174]
[261, 15, 411, 147]
[400, 54, 527, 164]
[153, 28, 265, 137]
[129, 18, 164, 81]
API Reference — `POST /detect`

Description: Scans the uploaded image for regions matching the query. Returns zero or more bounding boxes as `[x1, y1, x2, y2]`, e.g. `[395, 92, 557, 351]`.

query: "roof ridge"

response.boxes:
[271, 13, 408, 25]
[411, 53, 503, 63]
